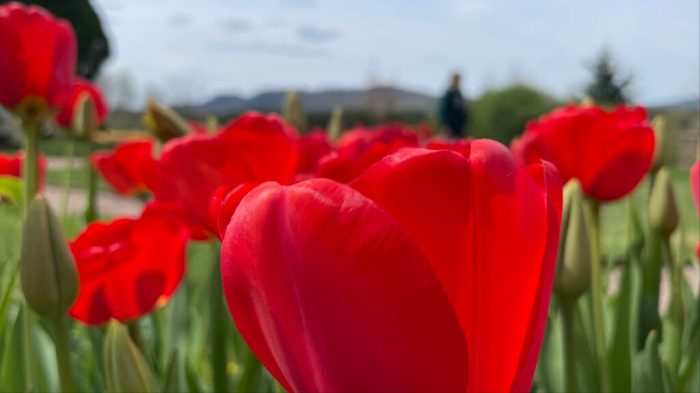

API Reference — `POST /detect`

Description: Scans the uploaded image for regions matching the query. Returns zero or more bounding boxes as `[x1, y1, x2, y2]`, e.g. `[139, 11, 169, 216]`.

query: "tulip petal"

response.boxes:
[222, 179, 469, 393]
[352, 143, 561, 392]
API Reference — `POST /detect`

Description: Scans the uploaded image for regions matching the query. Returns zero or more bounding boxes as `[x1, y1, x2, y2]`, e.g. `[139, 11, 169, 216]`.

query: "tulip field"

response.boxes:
[1, 2, 699, 393]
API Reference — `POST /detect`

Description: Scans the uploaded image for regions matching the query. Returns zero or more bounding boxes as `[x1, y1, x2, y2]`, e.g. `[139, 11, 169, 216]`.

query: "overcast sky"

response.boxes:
[93, 0, 700, 107]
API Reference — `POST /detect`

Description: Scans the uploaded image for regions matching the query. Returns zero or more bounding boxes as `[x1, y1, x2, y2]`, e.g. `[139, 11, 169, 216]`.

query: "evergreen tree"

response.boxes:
[585, 49, 632, 105]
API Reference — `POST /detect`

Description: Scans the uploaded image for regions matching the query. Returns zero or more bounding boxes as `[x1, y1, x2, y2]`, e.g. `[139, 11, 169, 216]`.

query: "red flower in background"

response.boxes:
[691, 161, 699, 259]
[316, 124, 418, 182]
[55, 78, 109, 128]
[296, 129, 332, 176]
[512, 104, 654, 201]
[220, 141, 562, 392]
[154, 112, 298, 239]
[0, 151, 47, 189]
[0, 2, 76, 111]
[92, 139, 156, 196]
[69, 202, 188, 325]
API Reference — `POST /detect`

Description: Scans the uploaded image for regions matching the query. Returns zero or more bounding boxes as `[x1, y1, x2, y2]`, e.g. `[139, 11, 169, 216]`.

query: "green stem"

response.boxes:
[587, 199, 609, 392]
[561, 300, 578, 393]
[209, 241, 228, 392]
[60, 139, 76, 219]
[22, 121, 41, 210]
[51, 316, 76, 393]
[84, 141, 98, 222]
[127, 321, 144, 352]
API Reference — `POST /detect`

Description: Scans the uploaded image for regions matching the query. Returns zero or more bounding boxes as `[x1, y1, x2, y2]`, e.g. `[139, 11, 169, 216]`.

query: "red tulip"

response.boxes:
[69, 202, 188, 325]
[55, 78, 109, 128]
[512, 104, 654, 201]
[221, 141, 562, 392]
[154, 112, 298, 239]
[92, 140, 156, 196]
[0, 2, 76, 113]
[316, 124, 418, 183]
[691, 161, 699, 259]
[0, 151, 47, 189]
[296, 129, 332, 175]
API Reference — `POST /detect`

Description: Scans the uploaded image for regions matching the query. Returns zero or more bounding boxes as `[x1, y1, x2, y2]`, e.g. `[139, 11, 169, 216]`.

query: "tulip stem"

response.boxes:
[60, 139, 76, 219]
[587, 199, 608, 392]
[560, 300, 578, 393]
[22, 120, 41, 211]
[209, 241, 228, 393]
[51, 316, 76, 393]
[84, 141, 98, 222]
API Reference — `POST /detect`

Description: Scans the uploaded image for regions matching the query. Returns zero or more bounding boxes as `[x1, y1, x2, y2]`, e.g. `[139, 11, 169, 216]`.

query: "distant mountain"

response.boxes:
[185, 86, 438, 116]
[651, 98, 700, 112]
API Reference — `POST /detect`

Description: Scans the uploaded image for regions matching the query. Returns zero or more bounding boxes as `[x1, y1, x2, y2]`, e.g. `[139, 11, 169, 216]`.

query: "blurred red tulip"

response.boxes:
[91, 139, 156, 196]
[221, 141, 562, 392]
[55, 78, 109, 128]
[154, 112, 298, 239]
[69, 202, 188, 325]
[0, 151, 47, 189]
[0, 2, 76, 113]
[512, 104, 654, 201]
[317, 124, 418, 182]
[296, 129, 332, 175]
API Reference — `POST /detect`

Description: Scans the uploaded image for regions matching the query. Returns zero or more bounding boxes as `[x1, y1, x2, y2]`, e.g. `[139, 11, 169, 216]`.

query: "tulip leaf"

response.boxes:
[0, 176, 23, 207]
[574, 296, 600, 392]
[0, 307, 30, 392]
[30, 321, 59, 393]
[607, 255, 633, 393]
[164, 350, 187, 393]
[533, 312, 564, 392]
[633, 331, 665, 393]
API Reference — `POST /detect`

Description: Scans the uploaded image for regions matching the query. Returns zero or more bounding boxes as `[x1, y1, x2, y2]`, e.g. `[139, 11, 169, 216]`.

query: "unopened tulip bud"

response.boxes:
[20, 195, 78, 318]
[651, 116, 668, 171]
[104, 322, 158, 393]
[143, 100, 193, 142]
[648, 168, 679, 237]
[282, 91, 308, 133]
[554, 180, 592, 301]
[72, 92, 98, 140]
[327, 105, 343, 141]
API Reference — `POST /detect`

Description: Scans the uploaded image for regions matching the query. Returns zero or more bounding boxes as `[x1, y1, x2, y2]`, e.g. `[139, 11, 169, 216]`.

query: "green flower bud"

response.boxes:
[554, 180, 592, 301]
[651, 116, 669, 171]
[104, 322, 158, 393]
[20, 195, 78, 318]
[282, 91, 308, 133]
[648, 168, 679, 237]
[72, 92, 98, 141]
[143, 100, 193, 142]
[327, 105, 343, 141]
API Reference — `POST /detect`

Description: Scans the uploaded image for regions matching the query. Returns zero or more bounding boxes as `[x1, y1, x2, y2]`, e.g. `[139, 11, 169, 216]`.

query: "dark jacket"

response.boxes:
[438, 88, 468, 138]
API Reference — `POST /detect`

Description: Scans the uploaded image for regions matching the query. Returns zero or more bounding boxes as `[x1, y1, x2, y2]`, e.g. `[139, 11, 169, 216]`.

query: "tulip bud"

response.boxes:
[554, 180, 592, 301]
[282, 91, 308, 133]
[20, 195, 78, 318]
[651, 116, 669, 171]
[648, 168, 679, 237]
[72, 92, 99, 140]
[327, 105, 343, 141]
[104, 322, 158, 393]
[143, 100, 193, 142]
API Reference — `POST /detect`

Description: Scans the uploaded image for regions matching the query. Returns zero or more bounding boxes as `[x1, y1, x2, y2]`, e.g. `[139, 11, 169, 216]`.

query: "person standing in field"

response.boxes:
[438, 72, 469, 138]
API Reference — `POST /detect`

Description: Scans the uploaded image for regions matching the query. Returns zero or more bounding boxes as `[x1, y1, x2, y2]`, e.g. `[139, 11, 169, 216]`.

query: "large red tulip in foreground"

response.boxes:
[512, 104, 654, 201]
[92, 139, 157, 196]
[154, 112, 298, 239]
[221, 141, 562, 392]
[0, 2, 76, 113]
[55, 78, 109, 128]
[69, 203, 189, 325]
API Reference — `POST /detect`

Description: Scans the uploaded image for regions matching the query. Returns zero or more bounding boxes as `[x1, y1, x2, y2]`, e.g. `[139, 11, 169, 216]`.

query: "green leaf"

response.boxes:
[633, 331, 665, 393]
[534, 312, 564, 393]
[0, 176, 23, 207]
[30, 322, 59, 393]
[0, 307, 30, 392]
[163, 350, 187, 393]
[608, 256, 633, 393]
[104, 322, 158, 393]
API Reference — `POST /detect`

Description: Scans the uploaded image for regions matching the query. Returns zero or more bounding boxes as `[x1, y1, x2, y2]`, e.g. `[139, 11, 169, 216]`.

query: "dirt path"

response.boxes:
[44, 185, 145, 217]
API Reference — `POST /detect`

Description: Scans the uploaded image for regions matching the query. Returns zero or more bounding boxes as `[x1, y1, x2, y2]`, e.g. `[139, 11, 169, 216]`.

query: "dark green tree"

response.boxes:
[2, 0, 110, 80]
[585, 49, 632, 106]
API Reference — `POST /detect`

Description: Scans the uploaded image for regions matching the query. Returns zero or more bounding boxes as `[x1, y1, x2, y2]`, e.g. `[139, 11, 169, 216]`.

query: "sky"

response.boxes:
[93, 0, 700, 107]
